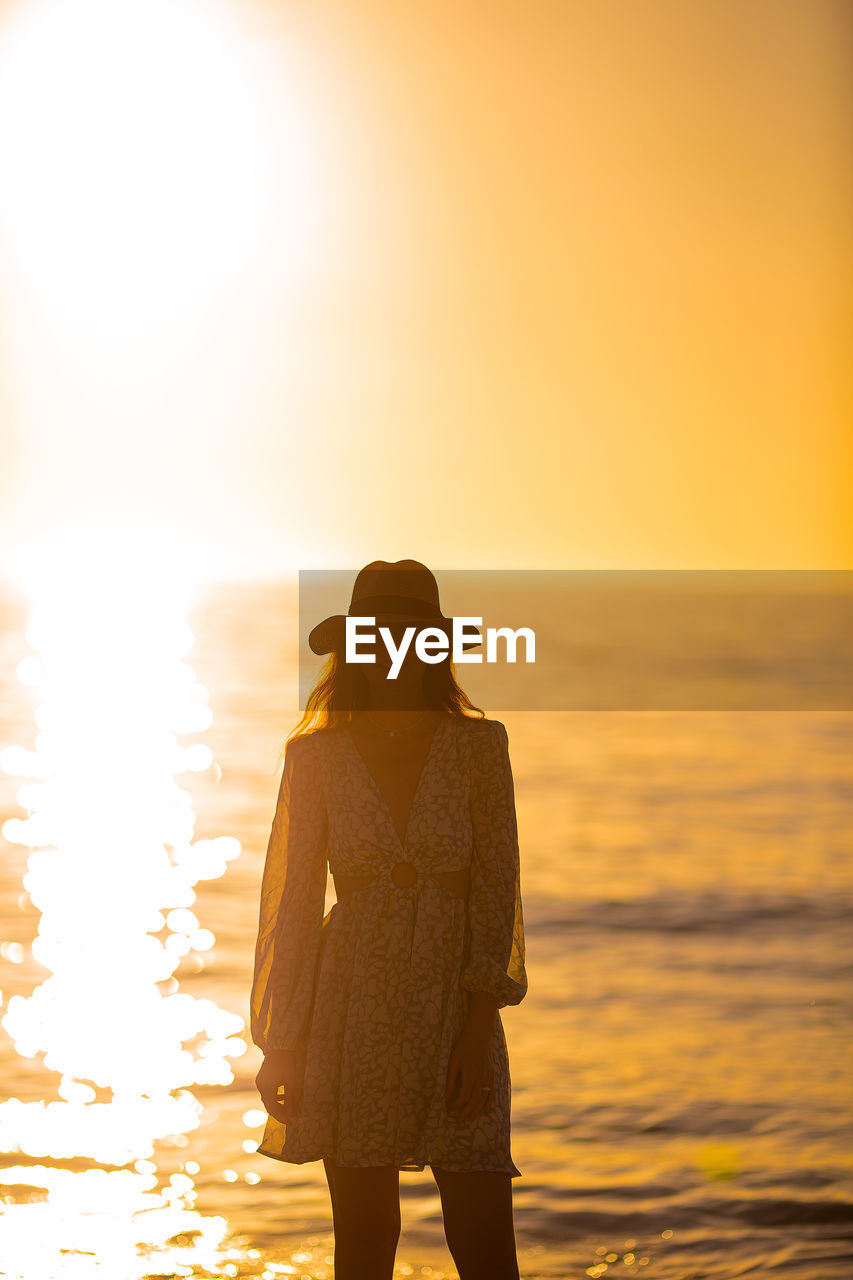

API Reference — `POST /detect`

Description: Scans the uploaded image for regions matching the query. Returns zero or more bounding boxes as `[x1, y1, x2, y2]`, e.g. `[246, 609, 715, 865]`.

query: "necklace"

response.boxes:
[358, 709, 433, 738]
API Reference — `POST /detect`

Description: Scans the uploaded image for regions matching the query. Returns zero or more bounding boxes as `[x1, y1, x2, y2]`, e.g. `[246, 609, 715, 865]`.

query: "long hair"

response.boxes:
[276, 650, 484, 771]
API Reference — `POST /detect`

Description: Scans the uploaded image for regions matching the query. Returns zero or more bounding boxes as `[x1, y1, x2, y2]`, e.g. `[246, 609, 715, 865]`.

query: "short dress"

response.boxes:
[249, 713, 528, 1176]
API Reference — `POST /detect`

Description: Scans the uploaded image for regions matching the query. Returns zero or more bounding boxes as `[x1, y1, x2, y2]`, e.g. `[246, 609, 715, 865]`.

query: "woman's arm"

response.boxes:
[461, 718, 528, 1014]
[447, 721, 526, 1123]
[250, 734, 329, 1054]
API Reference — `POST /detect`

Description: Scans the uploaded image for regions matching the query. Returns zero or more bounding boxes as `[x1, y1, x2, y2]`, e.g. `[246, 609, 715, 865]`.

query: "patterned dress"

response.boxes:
[250, 713, 527, 1175]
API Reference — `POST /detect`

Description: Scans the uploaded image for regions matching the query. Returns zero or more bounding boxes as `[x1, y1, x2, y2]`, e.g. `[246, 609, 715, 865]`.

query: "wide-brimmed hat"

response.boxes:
[308, 559, 481, 656]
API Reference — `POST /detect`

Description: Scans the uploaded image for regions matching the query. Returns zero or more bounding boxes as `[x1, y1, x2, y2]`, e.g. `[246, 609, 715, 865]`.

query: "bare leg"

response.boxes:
[430, 1166, 519, 1280]
[322, 1157, 401, 1280]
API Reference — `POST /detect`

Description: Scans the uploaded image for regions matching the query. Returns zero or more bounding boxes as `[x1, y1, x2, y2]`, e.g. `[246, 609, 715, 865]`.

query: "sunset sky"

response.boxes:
[0, 0, 849, 583]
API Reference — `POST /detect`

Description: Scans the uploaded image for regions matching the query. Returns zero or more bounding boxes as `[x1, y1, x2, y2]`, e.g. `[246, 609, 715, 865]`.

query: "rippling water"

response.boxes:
[1, 578, 851, 1278]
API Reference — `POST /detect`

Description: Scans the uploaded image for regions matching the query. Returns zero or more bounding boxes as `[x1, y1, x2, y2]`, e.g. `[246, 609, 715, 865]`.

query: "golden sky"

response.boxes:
[0, 0, 850, 581]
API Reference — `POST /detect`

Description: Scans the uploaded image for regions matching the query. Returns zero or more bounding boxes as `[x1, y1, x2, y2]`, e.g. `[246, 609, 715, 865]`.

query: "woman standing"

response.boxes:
[251, 560, 527, 1280]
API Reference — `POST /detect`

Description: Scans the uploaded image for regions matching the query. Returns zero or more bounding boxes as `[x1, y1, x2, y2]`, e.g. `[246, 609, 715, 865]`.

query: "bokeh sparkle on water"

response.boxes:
[0, 554, 248, 1278]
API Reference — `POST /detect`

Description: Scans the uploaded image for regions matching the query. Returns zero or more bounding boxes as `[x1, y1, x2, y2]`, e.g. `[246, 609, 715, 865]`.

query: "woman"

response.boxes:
[251, 560, 528, 1280]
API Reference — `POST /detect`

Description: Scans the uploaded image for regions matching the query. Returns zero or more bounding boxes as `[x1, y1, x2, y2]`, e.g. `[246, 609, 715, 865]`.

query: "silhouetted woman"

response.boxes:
[251, 560, 527, 1280]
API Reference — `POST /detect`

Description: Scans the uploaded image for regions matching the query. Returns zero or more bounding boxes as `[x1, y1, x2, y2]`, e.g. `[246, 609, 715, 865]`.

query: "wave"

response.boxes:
[526, 889, 853, 934]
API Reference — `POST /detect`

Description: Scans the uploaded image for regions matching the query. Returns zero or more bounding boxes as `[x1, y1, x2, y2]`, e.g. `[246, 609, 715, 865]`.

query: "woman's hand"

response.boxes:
[255, 1046, 307, 1124]
[445, 1025, 495, 1125]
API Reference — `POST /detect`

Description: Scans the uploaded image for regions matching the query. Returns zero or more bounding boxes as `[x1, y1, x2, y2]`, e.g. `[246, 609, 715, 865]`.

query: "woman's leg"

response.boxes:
[322, 1157, 401, 1280]
[430, 1166, 519, 1280]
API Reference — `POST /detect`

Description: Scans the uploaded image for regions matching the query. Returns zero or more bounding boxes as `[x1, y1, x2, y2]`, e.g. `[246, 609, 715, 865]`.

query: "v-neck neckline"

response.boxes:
[342, 714, 450, 852]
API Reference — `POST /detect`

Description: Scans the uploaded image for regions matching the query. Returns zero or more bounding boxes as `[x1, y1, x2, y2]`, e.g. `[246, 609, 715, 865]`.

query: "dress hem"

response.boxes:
[256, 1142, 522, 1178]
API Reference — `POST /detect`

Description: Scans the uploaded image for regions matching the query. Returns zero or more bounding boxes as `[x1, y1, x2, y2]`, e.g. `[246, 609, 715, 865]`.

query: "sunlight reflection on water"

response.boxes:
[0, 544, 256, 1278]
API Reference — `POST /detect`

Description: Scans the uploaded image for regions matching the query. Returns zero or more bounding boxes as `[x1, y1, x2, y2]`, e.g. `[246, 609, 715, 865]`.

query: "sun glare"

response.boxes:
[0, 0, 318, 306]
[0, 0, 330, 584]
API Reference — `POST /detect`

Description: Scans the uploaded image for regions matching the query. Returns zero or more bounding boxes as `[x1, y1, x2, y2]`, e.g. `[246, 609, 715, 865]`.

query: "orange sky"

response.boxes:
[0, 0, 850, 580]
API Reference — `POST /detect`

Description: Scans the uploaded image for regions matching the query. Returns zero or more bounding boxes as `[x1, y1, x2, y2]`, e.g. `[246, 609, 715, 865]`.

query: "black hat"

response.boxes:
[308, 559, 481, 655]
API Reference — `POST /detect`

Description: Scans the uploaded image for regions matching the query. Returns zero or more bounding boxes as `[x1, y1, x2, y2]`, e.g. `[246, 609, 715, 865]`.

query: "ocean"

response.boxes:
[1, 577, 851, 1279]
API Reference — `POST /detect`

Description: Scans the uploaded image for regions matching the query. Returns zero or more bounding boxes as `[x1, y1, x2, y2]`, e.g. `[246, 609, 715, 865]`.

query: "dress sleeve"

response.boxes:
[250, 734, 329, 1053]
[461, 719, 528, 1008]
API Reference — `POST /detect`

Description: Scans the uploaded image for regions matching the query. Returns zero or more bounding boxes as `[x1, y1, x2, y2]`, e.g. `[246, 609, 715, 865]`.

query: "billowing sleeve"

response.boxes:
[250, 734, 329, 1053]
[461, 719, 528, 1008]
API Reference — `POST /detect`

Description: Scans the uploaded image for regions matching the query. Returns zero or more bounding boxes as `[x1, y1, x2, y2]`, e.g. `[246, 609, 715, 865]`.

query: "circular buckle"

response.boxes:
[390, 861, 418, 888]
